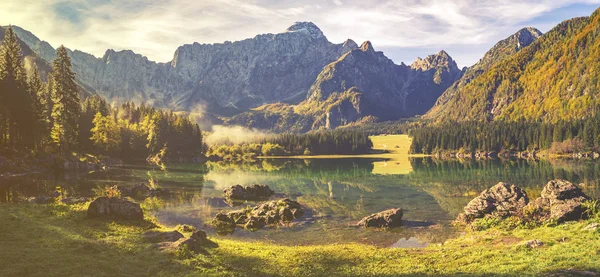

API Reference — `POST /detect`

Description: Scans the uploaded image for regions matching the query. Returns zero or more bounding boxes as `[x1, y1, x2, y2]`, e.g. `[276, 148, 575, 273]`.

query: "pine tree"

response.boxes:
[0, 26, 33, 152]
[28, 65, 45, 150]
[50, 45, 80, 154]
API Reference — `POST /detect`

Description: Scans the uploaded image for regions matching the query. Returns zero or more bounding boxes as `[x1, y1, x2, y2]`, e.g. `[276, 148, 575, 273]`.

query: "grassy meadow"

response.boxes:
[1, 202, 599, 276]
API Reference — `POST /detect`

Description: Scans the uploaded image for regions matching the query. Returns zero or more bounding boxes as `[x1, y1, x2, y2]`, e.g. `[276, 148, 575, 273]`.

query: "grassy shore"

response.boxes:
[1, 202, 599, 276]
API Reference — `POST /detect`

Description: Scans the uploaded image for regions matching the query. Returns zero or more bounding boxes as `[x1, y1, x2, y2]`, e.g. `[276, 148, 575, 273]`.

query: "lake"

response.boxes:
[1, 157, 599, 248]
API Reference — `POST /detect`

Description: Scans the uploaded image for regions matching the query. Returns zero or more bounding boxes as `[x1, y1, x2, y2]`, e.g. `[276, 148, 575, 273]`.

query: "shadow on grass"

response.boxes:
[0, 204, 192, 277]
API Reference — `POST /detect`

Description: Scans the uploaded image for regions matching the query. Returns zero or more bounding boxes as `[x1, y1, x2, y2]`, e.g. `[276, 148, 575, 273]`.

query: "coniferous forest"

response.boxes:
[409, 117, 600, 155]
[0, 27, 204, 161]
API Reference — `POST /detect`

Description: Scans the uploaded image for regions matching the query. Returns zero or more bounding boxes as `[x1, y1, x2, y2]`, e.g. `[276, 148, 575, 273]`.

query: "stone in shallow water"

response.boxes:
[357, 208, 403, 228]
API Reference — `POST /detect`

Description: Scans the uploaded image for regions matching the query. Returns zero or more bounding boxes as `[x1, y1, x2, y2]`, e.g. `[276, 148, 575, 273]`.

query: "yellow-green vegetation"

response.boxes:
[1, 202, 600, 276]
[427, 9, 600, 123]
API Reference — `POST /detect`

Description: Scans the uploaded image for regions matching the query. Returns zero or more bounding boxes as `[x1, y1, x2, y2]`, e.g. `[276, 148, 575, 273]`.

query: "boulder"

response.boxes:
[223, 184, 274, 201]
[456, 182, 529, 224]
[175, 230, 214, 254]
[87, 197, 144, 221]
[214, 198, 304, 232]
[357, 208, 403, 228]
[212, 212, 236, 235]
[527, 180, 590, 223]
[143, 230, 184, 243]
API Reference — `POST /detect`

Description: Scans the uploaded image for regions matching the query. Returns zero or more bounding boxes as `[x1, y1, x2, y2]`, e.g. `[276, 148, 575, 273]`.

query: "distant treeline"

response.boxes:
[0, 27, 204, 160]
[410, 117, 600, 154]
[208, 129, 373, 161]
[265, 130, 373, 155]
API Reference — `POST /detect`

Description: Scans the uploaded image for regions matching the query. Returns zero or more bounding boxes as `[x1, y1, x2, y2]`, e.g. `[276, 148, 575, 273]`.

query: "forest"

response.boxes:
[207, 129, 373, 161]
[410, 117, 600, 155]
[0, 27, 204, 161]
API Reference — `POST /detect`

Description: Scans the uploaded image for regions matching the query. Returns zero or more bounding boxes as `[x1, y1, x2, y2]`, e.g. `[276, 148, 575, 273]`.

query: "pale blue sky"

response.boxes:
[1, 0, 599, 67]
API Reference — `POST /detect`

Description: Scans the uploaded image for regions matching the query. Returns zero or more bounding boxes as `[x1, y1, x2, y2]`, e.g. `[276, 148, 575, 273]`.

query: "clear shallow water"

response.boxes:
[1, 158, 599, 247]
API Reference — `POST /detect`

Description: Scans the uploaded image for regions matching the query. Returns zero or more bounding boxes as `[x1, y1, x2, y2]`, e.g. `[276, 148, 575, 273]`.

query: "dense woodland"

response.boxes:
[0, 27, 204, 161]
[208, 129, 373, 161]
[410, 117, 600, 155]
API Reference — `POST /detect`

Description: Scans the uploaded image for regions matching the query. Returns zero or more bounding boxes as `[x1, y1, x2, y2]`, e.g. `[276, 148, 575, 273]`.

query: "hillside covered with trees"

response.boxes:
[0, 27, 204, 162]
[426, 9, 600, 123]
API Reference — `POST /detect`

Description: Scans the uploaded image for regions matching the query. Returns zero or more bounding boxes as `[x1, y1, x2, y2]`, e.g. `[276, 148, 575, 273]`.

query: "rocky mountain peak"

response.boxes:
[342, 39, 358, 49]
[285, 22, 324, 39]
[410, 50, 458, 72]
[359, 41, 375, 53]
[514, 27, 543, 49]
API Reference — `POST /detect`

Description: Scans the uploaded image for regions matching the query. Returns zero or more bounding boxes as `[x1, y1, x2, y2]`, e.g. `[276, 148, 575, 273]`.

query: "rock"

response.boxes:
[357, 208, 403, 228]
[211, 212, 236, 235]
[223, 184, 274, 201]
[520, 239, 544, 249]
[26, 196, 54, 204]
[584, 223, 600, 231]
[60, 197, 89, 205]
[87, 197, 144, 221]
[177, 225, 197, 233]
[143, 231, 184, 243]
[215, 198, 304, 232]
[456, 182, 529, 224]
[190, 230, 207, 241]
[527, 180, 590, 223]
[176, 238, 206, 254]
[244, 216, 266, 230]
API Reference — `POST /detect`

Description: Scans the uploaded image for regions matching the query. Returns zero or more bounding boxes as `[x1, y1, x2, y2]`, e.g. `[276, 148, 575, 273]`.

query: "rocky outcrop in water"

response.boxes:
[212, 198, 304, 233]
[87, 197, 144, 221]
[357, 208, 404, 228]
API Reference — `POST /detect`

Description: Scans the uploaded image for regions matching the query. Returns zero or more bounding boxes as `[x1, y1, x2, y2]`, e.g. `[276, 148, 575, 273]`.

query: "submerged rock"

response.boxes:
[87, 197, 144, 221]
[223, 184, 274, 201]
[527, 180, 590, 223]
[357, 208, 403, 228]
[456, 182, 529, 224]
[119, 183, 170, 199]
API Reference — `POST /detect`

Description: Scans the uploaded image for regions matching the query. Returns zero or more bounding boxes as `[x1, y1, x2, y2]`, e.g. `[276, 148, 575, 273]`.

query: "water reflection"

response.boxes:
[1, 157, 599, 246]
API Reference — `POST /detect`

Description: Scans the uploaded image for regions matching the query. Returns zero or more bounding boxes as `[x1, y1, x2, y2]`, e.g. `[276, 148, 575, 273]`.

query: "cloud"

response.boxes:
[0, 0, 599, 66]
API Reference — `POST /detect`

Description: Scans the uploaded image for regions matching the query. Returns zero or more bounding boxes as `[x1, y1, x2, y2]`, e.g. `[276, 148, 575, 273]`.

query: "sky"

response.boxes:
[1, 0, 599, 67]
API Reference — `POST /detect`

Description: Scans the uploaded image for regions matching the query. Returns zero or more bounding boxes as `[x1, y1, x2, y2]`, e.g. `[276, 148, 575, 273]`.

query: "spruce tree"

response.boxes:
[0, 26, 33, 152]
[50, 45, 80, 154]
[28, 65, 46, 149]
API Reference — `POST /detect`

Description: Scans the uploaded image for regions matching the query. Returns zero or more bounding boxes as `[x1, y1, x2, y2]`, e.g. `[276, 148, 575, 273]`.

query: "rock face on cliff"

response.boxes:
[11, 22, 357, 116]
[228, 42, 462, 131]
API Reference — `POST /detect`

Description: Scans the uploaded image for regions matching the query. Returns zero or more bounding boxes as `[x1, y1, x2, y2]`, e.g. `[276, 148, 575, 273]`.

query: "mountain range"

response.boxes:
[3, 7, 600, 131]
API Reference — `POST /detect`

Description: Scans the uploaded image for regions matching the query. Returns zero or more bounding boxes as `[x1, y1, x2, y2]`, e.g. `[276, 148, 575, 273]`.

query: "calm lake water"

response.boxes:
[2, 158, 599, 247]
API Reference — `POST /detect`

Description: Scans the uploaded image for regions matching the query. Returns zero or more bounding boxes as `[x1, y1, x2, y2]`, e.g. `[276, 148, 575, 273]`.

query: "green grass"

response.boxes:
[1, 203, 599, 276]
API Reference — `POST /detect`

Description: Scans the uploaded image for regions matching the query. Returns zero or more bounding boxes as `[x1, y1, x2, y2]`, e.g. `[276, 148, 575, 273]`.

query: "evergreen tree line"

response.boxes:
[263, 129, 373, 155]
[0, 27, 204, 160]
[0, 27, 79, 155]
[410, 117, 600, 154]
